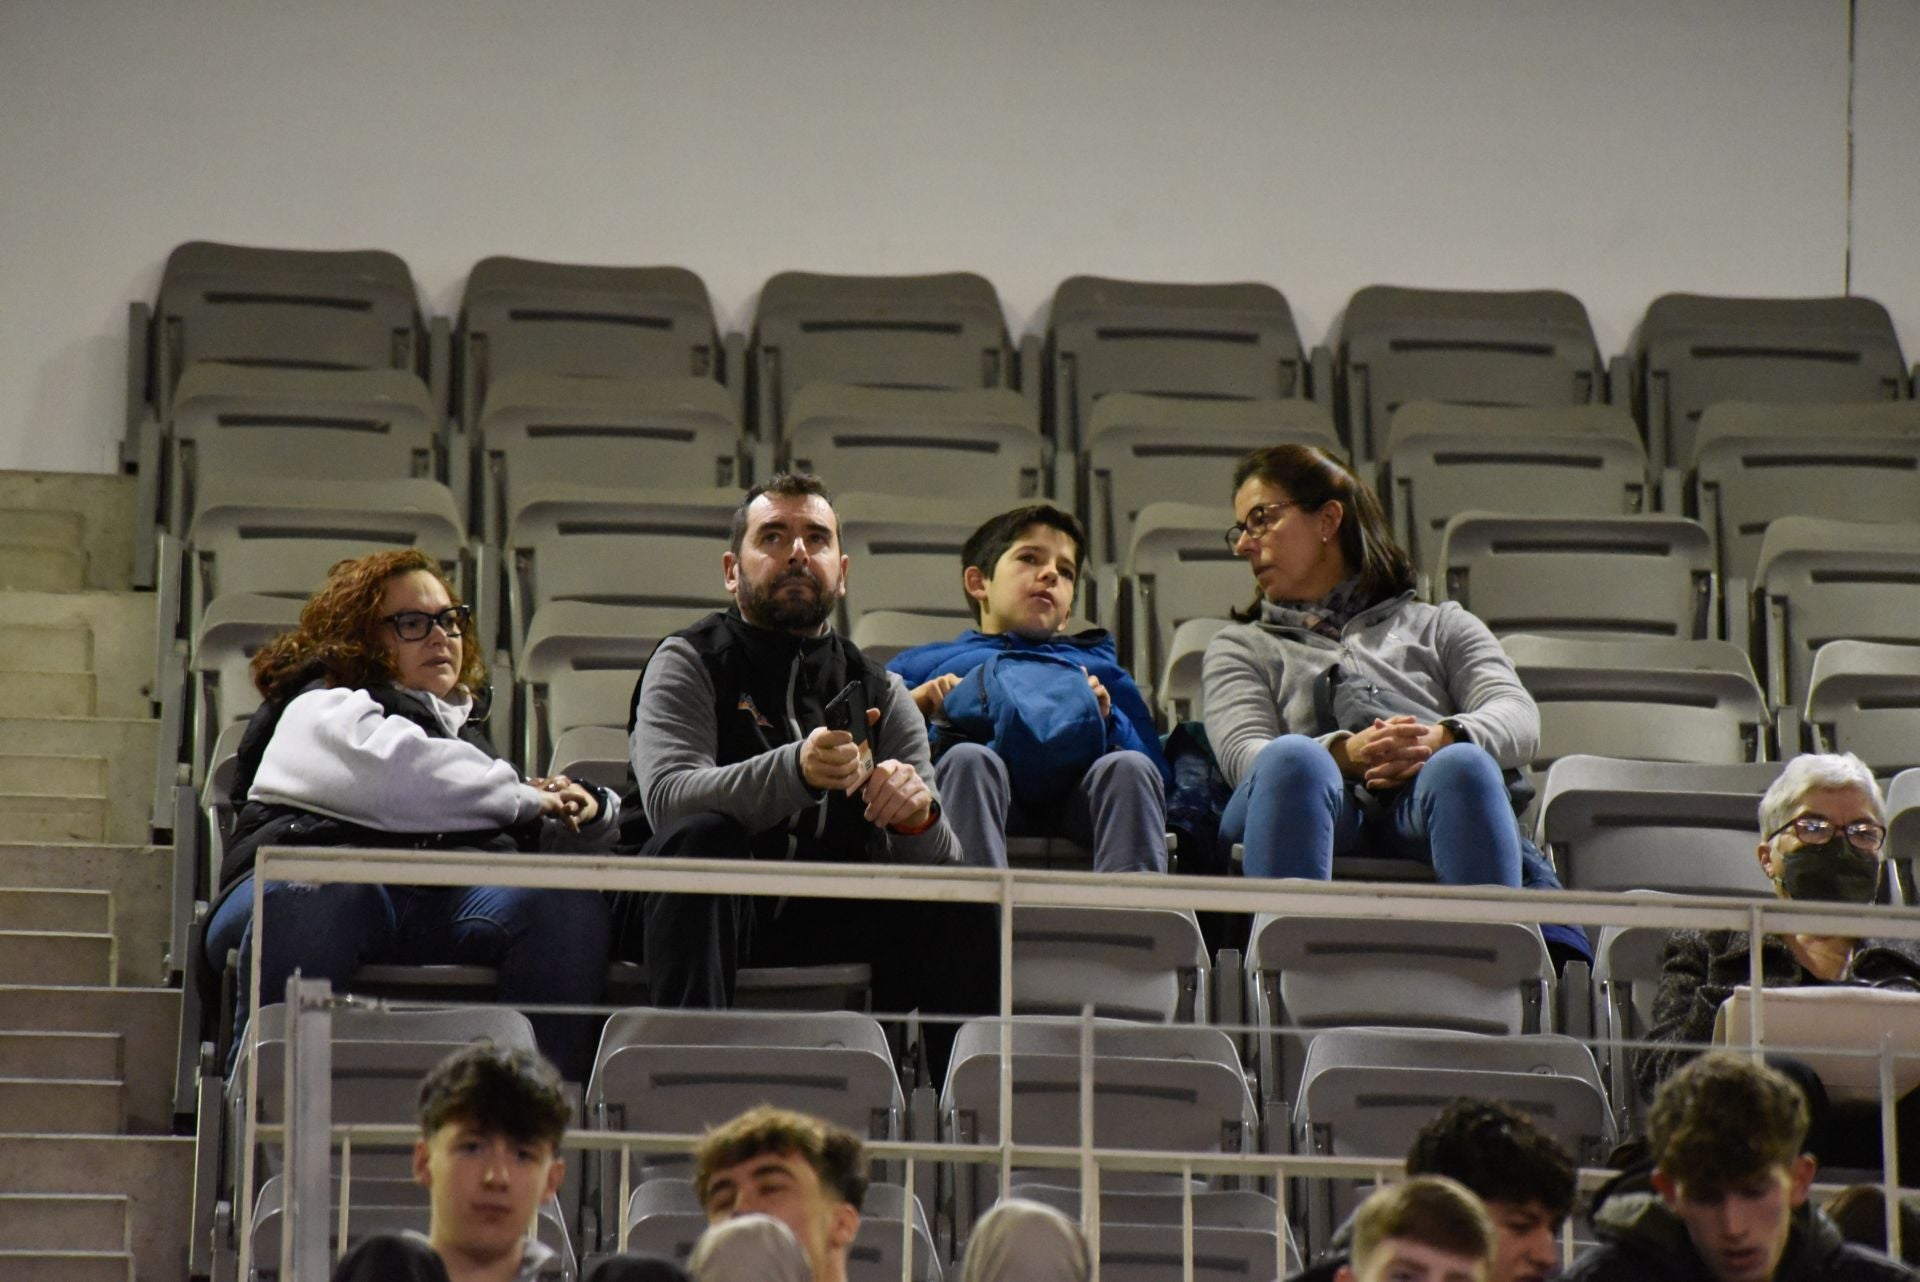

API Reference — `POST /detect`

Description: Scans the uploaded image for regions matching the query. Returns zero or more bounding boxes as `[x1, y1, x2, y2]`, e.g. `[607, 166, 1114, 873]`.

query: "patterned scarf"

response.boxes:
[1257, 574, 1374, 640]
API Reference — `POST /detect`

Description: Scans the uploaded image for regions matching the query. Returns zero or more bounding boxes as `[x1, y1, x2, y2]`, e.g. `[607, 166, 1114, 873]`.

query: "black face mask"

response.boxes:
[1777, 837, 1886, 905]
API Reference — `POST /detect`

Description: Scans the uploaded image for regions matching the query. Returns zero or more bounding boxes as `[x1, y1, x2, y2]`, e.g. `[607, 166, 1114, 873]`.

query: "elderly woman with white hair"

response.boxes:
[1635, 752, 1920, 1177]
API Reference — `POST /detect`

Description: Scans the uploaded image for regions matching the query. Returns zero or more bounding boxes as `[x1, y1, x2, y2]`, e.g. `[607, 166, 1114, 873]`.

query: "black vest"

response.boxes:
[627, 609, 893, 862]
[216, 666, 527, 903]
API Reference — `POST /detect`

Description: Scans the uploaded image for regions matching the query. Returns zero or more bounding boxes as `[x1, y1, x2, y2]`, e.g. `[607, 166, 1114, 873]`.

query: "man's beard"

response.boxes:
[739, 568, 836, 632]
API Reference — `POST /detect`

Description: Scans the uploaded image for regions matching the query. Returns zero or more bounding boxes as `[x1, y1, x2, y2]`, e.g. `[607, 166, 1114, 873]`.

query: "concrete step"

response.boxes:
[0, 471, 137, 591]
[0, 1249, 133, 1282]
[0, 545, 89, 593]
[0, 1135, 192, 1279]
[0, 988, 179, 1135]
[0, 795, 110, 845]
[0, 1030, 125, 1080]
[0, 846, 173, 987]
[0, 754, 109, 798]
[0, 1192, 129, 1251]
[0, 622, 94, 675]
[0, 1077, 126, 1135]
[0, 671, 97, 718]
[0, 592, 158, 715]
[0, 931, 114, 987]
[0, 721, 158, 847]
[0, 887, 112, 933]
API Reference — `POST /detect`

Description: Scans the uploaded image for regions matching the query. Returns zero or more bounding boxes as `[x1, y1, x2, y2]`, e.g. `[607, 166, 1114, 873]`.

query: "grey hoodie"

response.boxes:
[1202, 590, 1539, 790]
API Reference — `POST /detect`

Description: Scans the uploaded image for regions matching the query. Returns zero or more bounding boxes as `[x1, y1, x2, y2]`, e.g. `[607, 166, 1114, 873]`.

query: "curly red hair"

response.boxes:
[251, 550, 488, 702]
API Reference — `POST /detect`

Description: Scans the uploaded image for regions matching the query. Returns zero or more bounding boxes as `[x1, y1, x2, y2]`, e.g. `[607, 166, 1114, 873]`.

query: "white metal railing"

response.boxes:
[242, 848, 1920, 1280]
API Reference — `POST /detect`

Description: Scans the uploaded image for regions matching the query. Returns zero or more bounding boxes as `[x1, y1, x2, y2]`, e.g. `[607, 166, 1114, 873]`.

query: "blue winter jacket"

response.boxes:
[888, 628, 1173, 787]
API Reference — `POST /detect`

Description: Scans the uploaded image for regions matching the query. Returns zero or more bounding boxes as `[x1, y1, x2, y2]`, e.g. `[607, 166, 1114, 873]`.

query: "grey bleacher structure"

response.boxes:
[1010, 907, 1210, 1023]
[1122, 502, 1248, 711]
[1803, 640, 1920, 774]
[517, 601, 660, 780]
[833, 494, 1009, 631]
[782, 385, 1045, 504]
[1007, 1183, 1299, 1280]
[848, 610, 961, 667]
[1155, 616, 1233, 727]
[623, 1178, 942, 1282]
[1753, 517, 1920, 716]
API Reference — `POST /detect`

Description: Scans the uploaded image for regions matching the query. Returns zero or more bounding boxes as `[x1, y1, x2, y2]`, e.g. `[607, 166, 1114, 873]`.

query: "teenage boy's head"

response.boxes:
[1406, 1100, 1575, 1282]
[960, 504, 1087, 639]
[1648, 1053, 1817, 1282]
[411, 1042, 570, 1271]
[1337, 1176, 1497, 1282]
[695, 1105, 868, 1282]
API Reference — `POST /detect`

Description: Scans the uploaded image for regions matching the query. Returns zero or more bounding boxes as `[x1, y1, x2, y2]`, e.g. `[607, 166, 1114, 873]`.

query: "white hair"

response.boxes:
[1758, 753, 1886, 838]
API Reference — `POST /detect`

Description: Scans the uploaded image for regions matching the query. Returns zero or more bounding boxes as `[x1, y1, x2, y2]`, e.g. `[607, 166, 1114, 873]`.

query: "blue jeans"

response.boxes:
[1220, 735, 1521, 885]
[204, 876, 610, 1079]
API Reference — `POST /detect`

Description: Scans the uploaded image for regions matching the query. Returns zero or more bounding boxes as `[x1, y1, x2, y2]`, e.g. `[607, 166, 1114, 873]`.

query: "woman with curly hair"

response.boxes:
[201, 549, 615, 1077]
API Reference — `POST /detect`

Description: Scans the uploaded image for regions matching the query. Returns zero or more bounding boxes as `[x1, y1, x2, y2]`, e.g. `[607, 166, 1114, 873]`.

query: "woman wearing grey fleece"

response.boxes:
[1203, 445, 1539, 885]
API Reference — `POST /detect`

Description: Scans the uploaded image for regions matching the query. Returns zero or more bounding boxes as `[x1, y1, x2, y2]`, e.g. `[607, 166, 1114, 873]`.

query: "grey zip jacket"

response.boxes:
[1202, 590, 1539, 790]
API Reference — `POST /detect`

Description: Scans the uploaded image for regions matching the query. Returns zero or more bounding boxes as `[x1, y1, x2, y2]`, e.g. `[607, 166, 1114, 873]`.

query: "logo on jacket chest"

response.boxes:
[737, 693, 776, 731]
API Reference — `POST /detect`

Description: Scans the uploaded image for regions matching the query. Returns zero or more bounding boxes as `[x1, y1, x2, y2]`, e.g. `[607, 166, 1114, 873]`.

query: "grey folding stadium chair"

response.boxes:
[186, 593, 302, 787]
[1334, 286, 1606, 465]
[623, 1179, 941, 1282]
[1535, 755, 1781, 897]
[782, 384, 1044, 504]
[1157, 616, 1233, 727]
[1436, 513, 1715, 640]
[1047, 275, 1311, 458]
[519, 601, 665, 776]
[1382, 402, 1650, 583]
[1635, 292, 1910, 472]
[1243, 913, 1555, 1112]
[477, 372, 744, 545]
[1124, 502, 1248, 710]
[1011, 906, 1210, 1023]
[847, 610, 963, 667]
[833, 493, 1012, 633]
[1754, 516, 1920, 715]
[1002, 1183, 1301, 1278]
[1804, 640, 1920, 773]
[1592, 916, 1678, 1133]
[1083, 393, 1340, 569]
[1888, 770, 1920, 904]
[248, 1179, 574, 1281]
[1501, 634, 1769, 769]
[1690, 401, 1920, 587]
[750, 271, 1023, 447]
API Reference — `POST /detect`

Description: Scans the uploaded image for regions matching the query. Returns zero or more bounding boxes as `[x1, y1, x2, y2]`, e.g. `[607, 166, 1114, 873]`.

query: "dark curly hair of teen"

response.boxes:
[250, 549, 487, 703]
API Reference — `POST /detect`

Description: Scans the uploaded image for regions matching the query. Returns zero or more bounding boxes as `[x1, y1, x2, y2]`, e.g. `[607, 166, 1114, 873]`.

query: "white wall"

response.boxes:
[0, 0, 1911, 474]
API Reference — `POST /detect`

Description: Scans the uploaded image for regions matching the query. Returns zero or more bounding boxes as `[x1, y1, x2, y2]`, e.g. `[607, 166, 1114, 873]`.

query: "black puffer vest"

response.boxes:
[626, 609, 893, 862]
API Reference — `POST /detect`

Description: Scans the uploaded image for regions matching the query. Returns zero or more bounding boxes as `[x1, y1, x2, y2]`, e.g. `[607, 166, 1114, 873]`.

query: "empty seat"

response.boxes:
[1047, 276, 1309, 455]
[503, 489, 738, 658]
[477, 373, 744, 543]
[1335, 286, 1605, 464]
[1592, 918, 1678, 1129]
[848, 610, 965, 666]
[1157, 616, 1233, 726]
[187, 594, 302, 785]
[518, 601, 664, 774]
[1637, 293, 1909, 471]
[834, 494, 1009, 630]
[1436, 513, 1715, 639]
[1691, 401, 1920, 585]
[1888, 769, 1920, 900]
[1012, 907, 1210, 1023]
[1125, 502, 1250, 705]
[1083, 393, 1340, 567]
[750, 271, 1021, 445]
[1536, 755, 1782, 896]
[1755, 517, 1920, 712]
[1804, 640, 1920, 772]
[1382, 403, 1649, 579]
[783, 385, 1044, 503]
[1244, 913, 1554, 1109]
[1502, 635, 1768, 767]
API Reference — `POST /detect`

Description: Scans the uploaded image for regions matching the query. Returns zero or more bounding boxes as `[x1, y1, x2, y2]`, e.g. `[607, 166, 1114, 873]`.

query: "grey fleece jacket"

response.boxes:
[629, 634, 962, 864]
[1202, 591, 1539, 790]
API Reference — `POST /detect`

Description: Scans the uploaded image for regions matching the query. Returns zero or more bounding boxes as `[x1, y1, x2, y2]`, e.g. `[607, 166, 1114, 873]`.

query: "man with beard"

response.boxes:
[1635, 752, 1920, 1182]
[619, 473, 994, 1072]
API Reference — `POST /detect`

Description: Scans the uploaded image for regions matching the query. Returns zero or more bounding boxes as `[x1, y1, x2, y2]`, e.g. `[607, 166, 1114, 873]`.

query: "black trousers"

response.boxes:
[1770, 1054, 1920, 1184]
[619, 811, 1001, 1078]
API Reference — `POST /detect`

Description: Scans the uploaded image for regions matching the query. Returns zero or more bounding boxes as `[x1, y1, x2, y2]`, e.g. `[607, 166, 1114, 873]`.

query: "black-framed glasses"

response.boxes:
[1766, 813, 1887, 854]
[381, 604, 471, 642]
[1225, 500, 1299, 549]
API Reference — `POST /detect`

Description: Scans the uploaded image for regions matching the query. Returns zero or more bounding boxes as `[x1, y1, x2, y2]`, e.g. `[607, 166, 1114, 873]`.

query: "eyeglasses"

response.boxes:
[1766, 813, 1887, 854]
[381, 604, 471, 642]
[1224, 500, 1300, 550]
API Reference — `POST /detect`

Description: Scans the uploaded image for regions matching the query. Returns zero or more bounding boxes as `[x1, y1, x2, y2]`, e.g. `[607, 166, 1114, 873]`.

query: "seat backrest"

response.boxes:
[1537, 755, 1780, 895]
[1297, 1063, 1613, 1162]
[1756, 516, 1920, 711]
[518, 600, 669, 765]
[1011, 907, 1210, 1023]
[751, 271, 1014, 441]
[1339, 286, 1604, 462]
[943, 1050, 1255, 1154]
[1805, 640, 1920, 773]
[1158, 616, 1234, 725]
[783, 385, 1043, 504]
[189, 592, 302, 781]
[1502, 635, 1768, 767]
[591, 1044, 904, 1144]
[834, 493, 1010, 629]
[1690, 401, 1920, 584]
[1641, 293, 1909, 469]
[849, 610, 966, 667]
[1084, 394, 1339, 566]
[1049, 276, 1307, 453]
[1126, 502, 1248, 688]
[592, 1007, 894, 1085]
[1094, 1223, 1294, 1282]
[1593, 919, 1676, 1126]
[1437, 513, 1714, 640]
[1383, 402, 1649, 579]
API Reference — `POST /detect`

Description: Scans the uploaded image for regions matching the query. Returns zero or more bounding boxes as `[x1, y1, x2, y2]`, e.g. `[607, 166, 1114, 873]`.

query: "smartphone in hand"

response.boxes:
[823, 681, 874, 776]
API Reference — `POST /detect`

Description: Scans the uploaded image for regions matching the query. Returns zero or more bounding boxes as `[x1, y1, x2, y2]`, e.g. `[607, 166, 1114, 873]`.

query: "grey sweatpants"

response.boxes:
[936, 744, 1168, 874]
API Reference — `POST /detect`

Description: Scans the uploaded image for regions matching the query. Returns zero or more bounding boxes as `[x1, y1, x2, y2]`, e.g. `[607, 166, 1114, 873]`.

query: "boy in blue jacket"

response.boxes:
[888, 504, 1170, 873]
